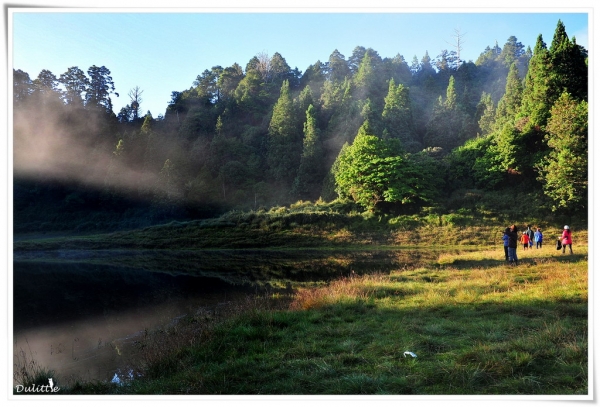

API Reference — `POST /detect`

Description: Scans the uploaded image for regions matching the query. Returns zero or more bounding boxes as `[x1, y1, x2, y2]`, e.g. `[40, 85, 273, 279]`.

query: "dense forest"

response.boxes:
[13, 20, 588, 233]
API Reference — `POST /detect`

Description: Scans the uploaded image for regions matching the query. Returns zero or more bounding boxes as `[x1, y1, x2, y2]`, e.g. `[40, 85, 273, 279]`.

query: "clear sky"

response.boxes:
[9, 3, 591, 119]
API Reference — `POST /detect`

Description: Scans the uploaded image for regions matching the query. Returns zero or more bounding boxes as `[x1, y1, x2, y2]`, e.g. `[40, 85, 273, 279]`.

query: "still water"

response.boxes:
[13, 248, 436, 386]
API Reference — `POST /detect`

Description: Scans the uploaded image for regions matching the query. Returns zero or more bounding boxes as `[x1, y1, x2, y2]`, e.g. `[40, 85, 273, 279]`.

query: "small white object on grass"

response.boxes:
[403, 351, 417, 358]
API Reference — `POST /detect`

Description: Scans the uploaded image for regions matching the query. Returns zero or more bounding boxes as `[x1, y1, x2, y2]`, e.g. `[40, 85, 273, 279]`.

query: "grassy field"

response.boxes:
[39, 242, 586, 396]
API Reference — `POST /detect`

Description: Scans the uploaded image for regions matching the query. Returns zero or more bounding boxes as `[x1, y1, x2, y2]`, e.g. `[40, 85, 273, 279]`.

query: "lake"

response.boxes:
[12, 248, 440, 386]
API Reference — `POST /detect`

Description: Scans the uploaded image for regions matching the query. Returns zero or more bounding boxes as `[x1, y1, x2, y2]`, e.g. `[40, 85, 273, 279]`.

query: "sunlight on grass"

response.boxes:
[59, 243, 587, 395]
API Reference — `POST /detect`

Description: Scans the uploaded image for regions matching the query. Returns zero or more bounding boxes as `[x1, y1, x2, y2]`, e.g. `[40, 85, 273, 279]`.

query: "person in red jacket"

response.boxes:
[561, 225, 573, 254]
[520, 232, 530, 250]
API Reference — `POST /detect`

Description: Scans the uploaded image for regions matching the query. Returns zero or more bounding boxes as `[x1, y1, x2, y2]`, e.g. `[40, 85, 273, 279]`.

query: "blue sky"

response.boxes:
[10, 6, 590, 118]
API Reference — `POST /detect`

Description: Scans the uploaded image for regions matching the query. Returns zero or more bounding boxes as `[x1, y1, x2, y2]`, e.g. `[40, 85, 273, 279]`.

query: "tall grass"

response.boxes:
[13, 339, 56, 390]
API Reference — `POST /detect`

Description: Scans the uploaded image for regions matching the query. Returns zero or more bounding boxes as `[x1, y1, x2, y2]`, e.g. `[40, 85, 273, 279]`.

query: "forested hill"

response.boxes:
[13, 20, 587, 234]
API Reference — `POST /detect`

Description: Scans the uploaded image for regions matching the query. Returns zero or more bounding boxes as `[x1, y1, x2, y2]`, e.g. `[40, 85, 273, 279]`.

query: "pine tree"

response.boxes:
[548, 20, 588, 103]
[381, 79, 418, 151]
[475, 92, 495, 136]
[59, 67, 89, 106]
[536, 92, 587, 211]
[517, 35, 551, 130]
[267, 80, 302, 185]
[292, 104, 324, 199]
[493, 62, 523, 131]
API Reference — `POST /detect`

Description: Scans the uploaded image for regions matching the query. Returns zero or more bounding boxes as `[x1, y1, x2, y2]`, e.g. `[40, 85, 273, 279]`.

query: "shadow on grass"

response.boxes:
[62, 294, 588, 395]
[440, 253, 587, 270]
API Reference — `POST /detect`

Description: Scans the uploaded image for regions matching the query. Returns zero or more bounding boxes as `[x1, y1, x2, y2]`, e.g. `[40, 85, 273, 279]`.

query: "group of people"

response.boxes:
[502, 224, 573, 265]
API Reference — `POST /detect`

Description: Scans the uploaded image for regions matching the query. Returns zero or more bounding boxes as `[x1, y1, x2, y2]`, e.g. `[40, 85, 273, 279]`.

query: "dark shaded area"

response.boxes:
[13, 249, 438, 333]
[14, 177, 225, 235]
[12, 261, 249, 333]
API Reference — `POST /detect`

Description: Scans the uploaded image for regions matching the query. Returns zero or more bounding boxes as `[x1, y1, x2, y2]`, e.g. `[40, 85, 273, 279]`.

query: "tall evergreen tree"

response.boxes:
[517, 35, 551, 130]
[292, 104, 324, 199]
[327, 49, 351, 83]
[476, 92, 495, 136]
[59, 66, 89, 106]
[217, 63, 245, 102]
[13, 69, 33, 106]
[493, 62, 523, 131]
[424, 76, 470, 152]
[381, 79, 417, 151]
[267, 80, 302, 185]
[548, 20, 588, 103]
[86, 65, 118, 112]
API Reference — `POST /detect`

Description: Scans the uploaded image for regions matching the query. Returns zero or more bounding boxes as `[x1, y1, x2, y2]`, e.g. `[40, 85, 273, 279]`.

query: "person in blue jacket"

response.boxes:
[534, 228, 543, 249]
[502, 227, 510, 261]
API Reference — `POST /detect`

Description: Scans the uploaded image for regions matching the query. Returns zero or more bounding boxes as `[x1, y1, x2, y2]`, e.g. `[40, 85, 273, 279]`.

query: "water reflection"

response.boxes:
[13, 248, 442, 386]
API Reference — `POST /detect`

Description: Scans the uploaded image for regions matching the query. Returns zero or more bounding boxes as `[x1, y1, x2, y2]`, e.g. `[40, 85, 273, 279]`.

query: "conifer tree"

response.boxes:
[424, 76, 470, 152]
[517, 35, 551, 130]
[381, 79, 418, 151]
[267, 80, 302, 185]
[292, 104, 324, 199]
[475, 92, 495, 136]
[548, 19, 588, 103]
[493, 62, 523, 131]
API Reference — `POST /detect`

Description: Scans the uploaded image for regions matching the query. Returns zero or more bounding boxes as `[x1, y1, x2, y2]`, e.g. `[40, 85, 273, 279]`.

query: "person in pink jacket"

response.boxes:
[561, 225, 573, 254]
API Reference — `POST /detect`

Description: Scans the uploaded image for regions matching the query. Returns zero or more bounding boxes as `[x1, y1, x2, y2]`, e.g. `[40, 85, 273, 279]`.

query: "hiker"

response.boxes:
[507, 225, 519, 265]
[502, 227, 510, 261]
[520, 231, 530, 250]
[534, 228, 543, 249]
[526, 225, 535, 249]
[561, 225, 573, 254]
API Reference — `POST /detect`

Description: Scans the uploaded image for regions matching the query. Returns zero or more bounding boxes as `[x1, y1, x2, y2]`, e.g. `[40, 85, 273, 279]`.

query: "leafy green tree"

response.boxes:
[333, 128, 435, 212]
[446, 135, 504, 190]
[536, 92, 587, 211]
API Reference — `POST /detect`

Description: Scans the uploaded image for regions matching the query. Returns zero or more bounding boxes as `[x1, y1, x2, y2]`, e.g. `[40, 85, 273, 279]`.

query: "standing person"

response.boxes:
[520, 231, 530, 250]
[562, 225, 573, 254]
[502, 228, 510, 261]
[534, 228, 543, 249]
[526, 225, 535, 249]
[507, 225, 519, 265]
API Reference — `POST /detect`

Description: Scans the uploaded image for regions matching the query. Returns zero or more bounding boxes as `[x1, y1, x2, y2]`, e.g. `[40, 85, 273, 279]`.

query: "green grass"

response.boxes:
[13, 201, 586, 251]
[58, 244, 588, 395]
